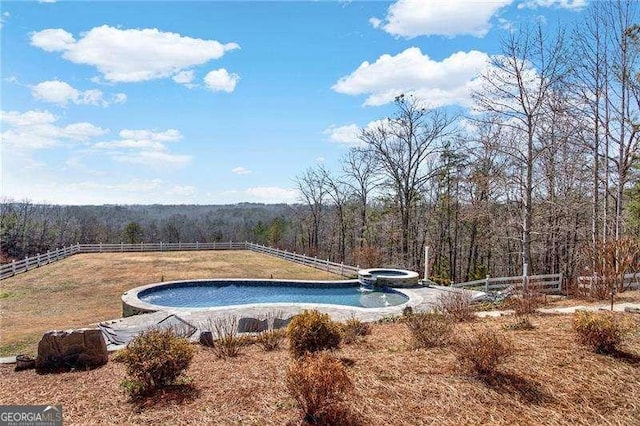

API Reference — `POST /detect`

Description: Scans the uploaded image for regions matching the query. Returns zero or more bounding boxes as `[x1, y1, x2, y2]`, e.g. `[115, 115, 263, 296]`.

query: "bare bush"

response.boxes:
[341, 317, 371, 344]
[286, 352, 354, 424]
[580, 238, 640, 299]
[256, 329, 285, 352]
[208, 316, 243, 358]
[573, 311, 634, 354]
[454, 328, 514, 376]
[404, 312, 453, 349]
[437, 290, 476, 322]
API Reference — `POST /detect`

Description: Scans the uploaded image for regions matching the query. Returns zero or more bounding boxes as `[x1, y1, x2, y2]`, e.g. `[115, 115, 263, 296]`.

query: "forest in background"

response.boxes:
[2, 1, 640, 284]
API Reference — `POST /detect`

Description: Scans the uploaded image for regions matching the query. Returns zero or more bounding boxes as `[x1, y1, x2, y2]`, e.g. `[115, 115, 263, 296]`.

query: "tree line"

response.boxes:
[293, 1, 640, 282]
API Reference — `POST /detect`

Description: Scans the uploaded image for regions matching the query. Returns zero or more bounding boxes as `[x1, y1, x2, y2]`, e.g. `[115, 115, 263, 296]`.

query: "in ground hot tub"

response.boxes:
[358, 268, 420, 288]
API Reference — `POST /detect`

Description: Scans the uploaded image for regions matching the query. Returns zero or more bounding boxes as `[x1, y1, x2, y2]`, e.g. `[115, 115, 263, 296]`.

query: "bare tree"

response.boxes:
[360, 95, 456, 268]
[473, 24, 568, 277]
[294, 166, 327, 254]
[342, 147, 381, 247]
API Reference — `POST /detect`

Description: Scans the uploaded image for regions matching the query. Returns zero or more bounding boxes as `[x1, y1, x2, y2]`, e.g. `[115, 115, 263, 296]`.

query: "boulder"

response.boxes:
[35, 328, 108, 373]
[199, 331, 215, 347]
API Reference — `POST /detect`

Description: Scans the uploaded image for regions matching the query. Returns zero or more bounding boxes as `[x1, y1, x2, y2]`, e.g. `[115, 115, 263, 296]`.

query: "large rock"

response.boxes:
[35, 328, 108, 373]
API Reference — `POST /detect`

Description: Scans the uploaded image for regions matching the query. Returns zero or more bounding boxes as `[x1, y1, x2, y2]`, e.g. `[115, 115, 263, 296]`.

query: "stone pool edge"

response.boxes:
[121, 278, 422, 317]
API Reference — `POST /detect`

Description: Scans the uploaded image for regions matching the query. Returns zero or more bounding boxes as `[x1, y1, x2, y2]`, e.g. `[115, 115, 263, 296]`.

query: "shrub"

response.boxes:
[209, 317, 244, 358]
[256, 329, 286, 351]
[502, 316, 535, 331]
[402, 306, 414, 317]
[454, 328, 513, 376]
[286, 352, 354, 424]
[287, 310, 342, 358]
[116, 328, 194, 396]
[405, 312, 453, 349]
[572, 311, 632, 354]
[437, 290, 475, 322]
[341, 317, 371, 344]
[506, 292, 544, 316]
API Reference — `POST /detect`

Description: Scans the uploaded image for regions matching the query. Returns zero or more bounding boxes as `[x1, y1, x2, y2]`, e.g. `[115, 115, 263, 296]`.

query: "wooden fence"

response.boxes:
[245, 243, 359, 277]
[452, 273, 563, 294]
[0, 245, 81, 280]
[576, 272, 640, 291]
[0, 242, 359, 280]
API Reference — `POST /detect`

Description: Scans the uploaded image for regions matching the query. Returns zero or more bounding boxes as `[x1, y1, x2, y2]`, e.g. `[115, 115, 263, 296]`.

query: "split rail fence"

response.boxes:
[0, 242, 359, 280]
[452, 273, 563, 294]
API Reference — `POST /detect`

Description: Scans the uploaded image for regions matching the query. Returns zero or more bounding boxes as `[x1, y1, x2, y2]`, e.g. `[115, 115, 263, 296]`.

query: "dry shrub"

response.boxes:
[506, 291, 544, 316]
[405, 312, 453, 349]
[572, 310, 633, 354]
[256, 329, 286, 352]
[502, 316, 535, 331]
[209, 317, 243, 358]
[287, 310, 342, 358]
[580, 238, 640, 299]
[286, 352, 354, 424]
[341, 317, 371, 344]
[116, 328, 194, 397]
[454, 328, 513, 377]
[437, 290, 475, 322]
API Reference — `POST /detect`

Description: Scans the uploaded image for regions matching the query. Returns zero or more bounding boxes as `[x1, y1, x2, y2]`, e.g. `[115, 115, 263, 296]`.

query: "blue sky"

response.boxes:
[1, 0, 586, 205]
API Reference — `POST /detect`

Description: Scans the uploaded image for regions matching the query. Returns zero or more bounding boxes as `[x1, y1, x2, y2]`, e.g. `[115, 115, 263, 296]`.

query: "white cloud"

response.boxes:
[518, 0, 585, 10]
[333, 47, 490, 107]
[30, 25, 239, 83]
[31, 80, 127, 107]
[93, 128, 191, 168]
[323, 124, 361, 146]
[1, 109, 107, 150]
[30, 28, 75, 52]
[371, 0, 513, 38]
[204, 69, 240, 93]
[172, 70, 195, 85]
[232, 166, 251, 175]
[0, 11, 9, 30]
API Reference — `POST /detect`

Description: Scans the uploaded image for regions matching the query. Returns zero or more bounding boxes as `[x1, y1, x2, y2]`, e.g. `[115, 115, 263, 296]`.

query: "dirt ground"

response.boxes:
[1, 314, 639, 425]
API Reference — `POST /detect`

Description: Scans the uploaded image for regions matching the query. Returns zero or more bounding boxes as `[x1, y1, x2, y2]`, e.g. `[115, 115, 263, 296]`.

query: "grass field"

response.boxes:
[1, 314, 639, 425]
[0, 250, 341, 356]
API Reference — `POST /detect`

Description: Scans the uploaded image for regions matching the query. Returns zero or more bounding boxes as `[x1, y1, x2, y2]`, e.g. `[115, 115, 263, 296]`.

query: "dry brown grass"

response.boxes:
[1, 314, 639, 425]
[0, 251, 340, 356]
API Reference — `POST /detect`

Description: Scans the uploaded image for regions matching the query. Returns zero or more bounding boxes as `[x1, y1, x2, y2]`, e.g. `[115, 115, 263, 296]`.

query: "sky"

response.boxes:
[1, 0, 587, 205]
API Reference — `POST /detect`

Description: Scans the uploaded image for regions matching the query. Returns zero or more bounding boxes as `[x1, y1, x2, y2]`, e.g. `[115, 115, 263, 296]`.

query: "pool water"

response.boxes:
[138, 281, 408, 309]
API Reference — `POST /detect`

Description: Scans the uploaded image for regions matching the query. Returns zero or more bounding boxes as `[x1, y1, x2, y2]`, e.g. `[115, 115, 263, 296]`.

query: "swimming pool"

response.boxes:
[123, 279, 410, 316]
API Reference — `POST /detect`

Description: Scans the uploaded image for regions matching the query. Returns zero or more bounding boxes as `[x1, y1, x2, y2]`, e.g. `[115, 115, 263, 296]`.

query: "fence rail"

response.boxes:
[0, 241, 359, 280]
[576, 272, 640, 291]
[452, 273, 563, 294]
[246, 243, 359, 277]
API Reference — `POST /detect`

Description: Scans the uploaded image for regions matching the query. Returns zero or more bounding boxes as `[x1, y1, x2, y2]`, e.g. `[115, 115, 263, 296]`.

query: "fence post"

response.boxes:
[99, 242, 102, 252]
[160, 242, 163, 251]
[46, 251, 51, 264]
[485, 274, 490, 292]
[326, 259, 330, 271]
[341, 262, 344, 276]
[120, 242, 123, 252]
[36, 254, 41, 267]
[11, 260, 16, 276]
[196, 241, 199, 250]
[558, 272, 563, 293]
[25, 256, 29, 270]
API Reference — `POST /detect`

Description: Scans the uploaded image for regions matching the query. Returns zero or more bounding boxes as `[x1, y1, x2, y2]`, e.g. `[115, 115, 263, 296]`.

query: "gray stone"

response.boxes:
[199, 331, 215, 347]
[35, 328, 108, 372]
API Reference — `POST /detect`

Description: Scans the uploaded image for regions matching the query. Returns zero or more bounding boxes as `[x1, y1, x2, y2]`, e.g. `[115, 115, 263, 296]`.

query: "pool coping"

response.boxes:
[122, 278, 422, 317]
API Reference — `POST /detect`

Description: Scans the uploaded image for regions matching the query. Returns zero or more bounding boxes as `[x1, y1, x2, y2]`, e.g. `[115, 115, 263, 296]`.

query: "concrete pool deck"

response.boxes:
[99, 285, 461, 349]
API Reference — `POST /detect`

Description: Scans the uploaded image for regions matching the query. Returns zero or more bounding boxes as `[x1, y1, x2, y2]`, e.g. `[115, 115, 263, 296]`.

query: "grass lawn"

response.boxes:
[1, 314, 639, 425]
[0, 250, 341, 356]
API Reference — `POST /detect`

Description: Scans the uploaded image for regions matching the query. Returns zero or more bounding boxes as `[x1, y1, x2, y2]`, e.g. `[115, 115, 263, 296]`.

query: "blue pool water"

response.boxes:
[138, 281, 408, 309]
